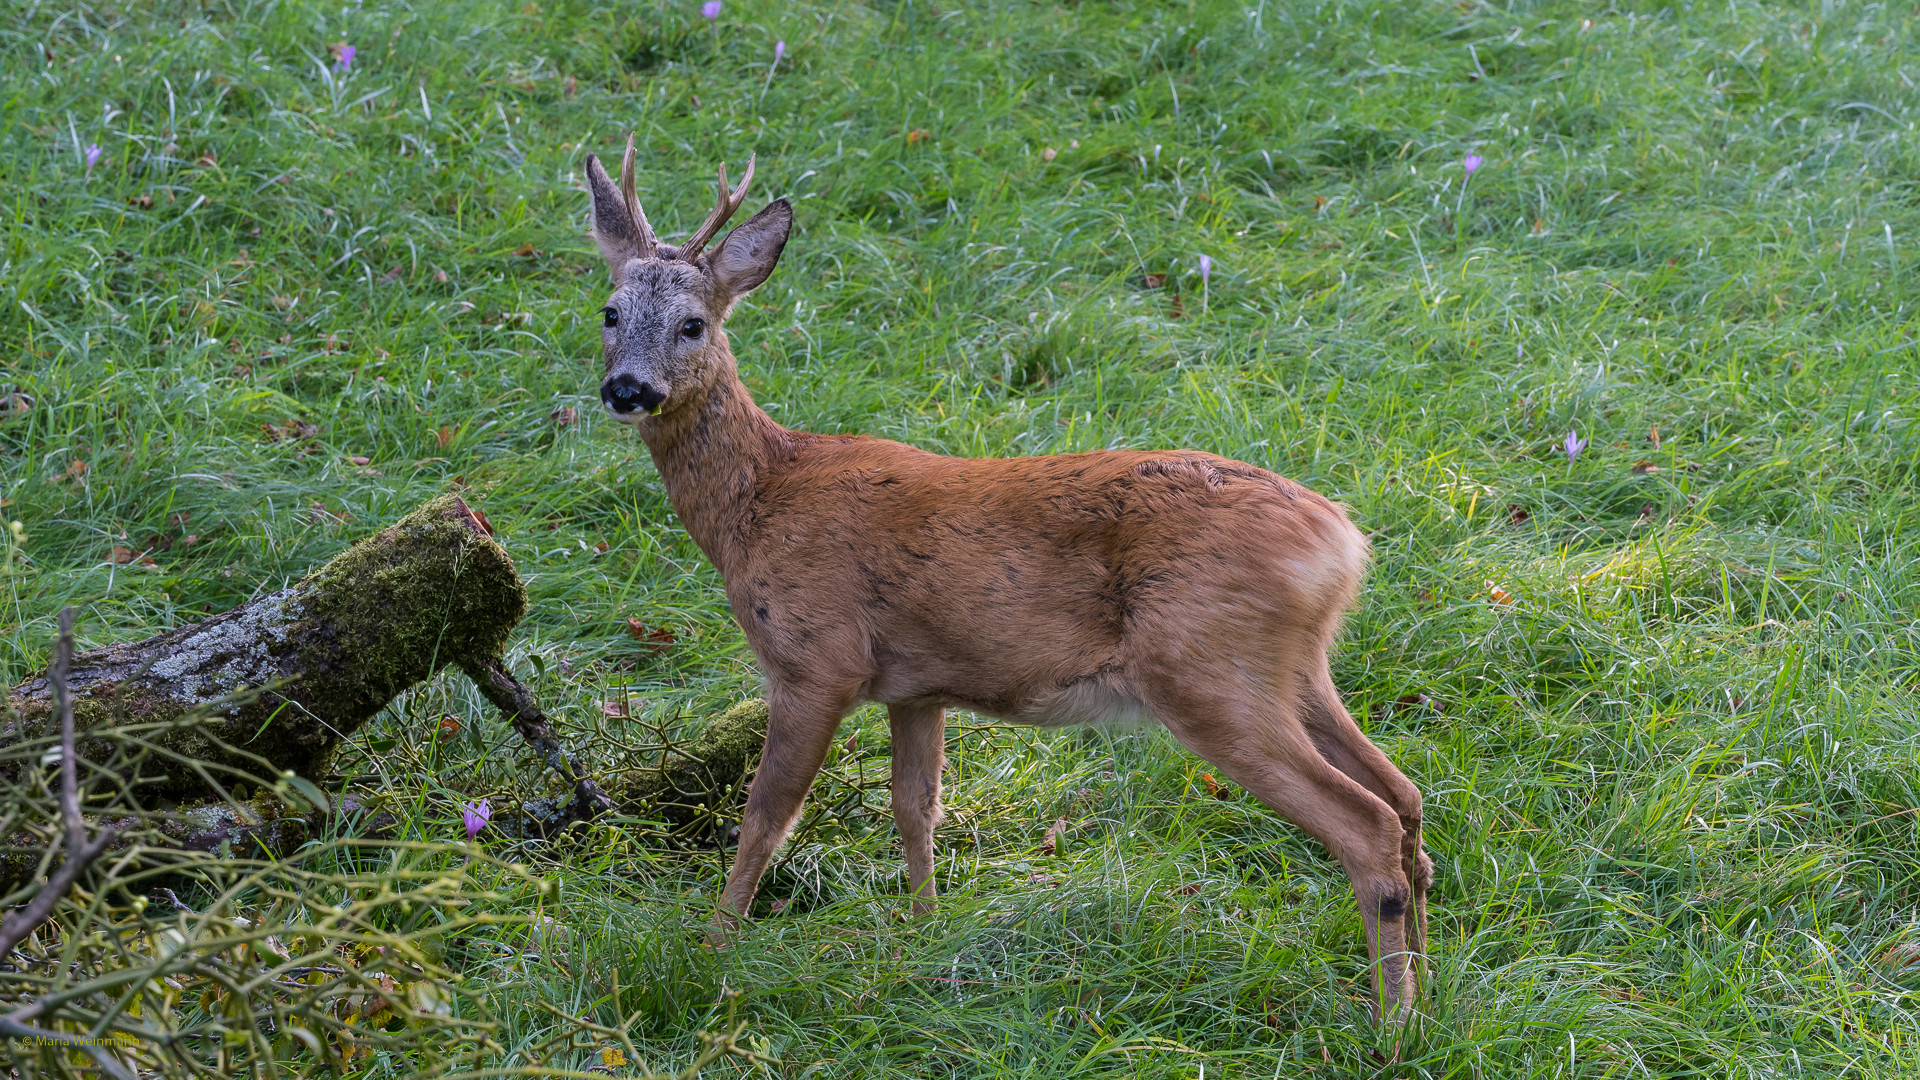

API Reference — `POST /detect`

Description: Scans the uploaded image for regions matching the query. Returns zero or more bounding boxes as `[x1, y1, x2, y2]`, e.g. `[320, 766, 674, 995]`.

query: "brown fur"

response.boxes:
[584, 154, 1431, 1014]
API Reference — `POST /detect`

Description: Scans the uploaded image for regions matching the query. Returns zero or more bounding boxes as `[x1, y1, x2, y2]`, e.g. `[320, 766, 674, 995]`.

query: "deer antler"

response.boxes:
[618, 133, 658, 258]
[676, 154, 756, 260]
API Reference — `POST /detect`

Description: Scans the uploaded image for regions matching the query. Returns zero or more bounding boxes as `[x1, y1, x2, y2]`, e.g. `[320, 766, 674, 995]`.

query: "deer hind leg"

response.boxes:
[887, 702, 946, 915]
[1152, 680, 1416, 1017]
[715, 681, 851, 934]
[1299, 664, 1431, 964]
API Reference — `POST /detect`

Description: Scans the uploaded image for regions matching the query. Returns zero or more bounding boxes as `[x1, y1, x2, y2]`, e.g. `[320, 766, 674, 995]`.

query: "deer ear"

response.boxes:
[709, 199, 791, 299]
[585, 153, 641, 280]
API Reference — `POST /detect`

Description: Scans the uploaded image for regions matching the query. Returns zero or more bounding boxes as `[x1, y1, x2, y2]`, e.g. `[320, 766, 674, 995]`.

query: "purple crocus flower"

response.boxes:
[701, 0, 721, 18]
[1561, 429, 1587, 462]
[335, 44, 356, 71]
[1198, 254, 1212, 286]
[774, 40, 785, 62]
[84, 144, 102, 171]
[461, 798, 491, 840]
[1463, 153, 1483, 175]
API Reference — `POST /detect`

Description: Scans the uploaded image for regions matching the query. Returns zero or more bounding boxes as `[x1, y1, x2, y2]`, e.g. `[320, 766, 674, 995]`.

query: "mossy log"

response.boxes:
[0, 495, 603, 815]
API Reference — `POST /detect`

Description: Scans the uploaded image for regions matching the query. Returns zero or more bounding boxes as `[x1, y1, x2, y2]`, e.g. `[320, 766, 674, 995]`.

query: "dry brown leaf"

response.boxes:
[1631, 461, 1661, 474]
[1142, 273, 1166, 289]
[1170, 881, 1203, 896]
[1313, 194, 1328, 211]
[512, 242, 536, 257]
[129, 194, 154, 209]
[436, 715, 462, 741]
[593, 540, 609, 554]
[1648, 425, 1661, 449]
[110, 546, 136, 565]
[906, 128, 930, 144]
[1199, 772, 1228, 799]
[59, 460, 90, 483]
[552, 406, 577, 426]
[346, 455, 371, 466]
[434, 426, 456, 447]
[1507, 504, 1530, 524]
[626, 619, 676, 652]
[380, 264, 404, 283]
[1485, 580, 1514, 605]
[600, 699, 628, 718]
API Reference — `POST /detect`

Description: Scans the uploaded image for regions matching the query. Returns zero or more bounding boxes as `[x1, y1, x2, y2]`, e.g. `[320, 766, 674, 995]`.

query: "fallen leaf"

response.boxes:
[433, 268, 450, 284]
[1507, 504, 1530, 524]
[1313, 194, 1328, 211]
[552, 406, 577, 426]
[1169, 293, 1185, 319]
[380, 264, 404, 283]
[842, 732, 859, 757]
[1416, 587, 1438, 608]
[436, 715, 462, 741]
[346, 455, 371, 466]
[180, 535, 199, 548]
[564, 75, 577, 97]
[1648, 425, 1661, 449]
[601, 1047, 627, 1069]
[1040, 146, 1057, 161]
[1637, 502, 1657, 524]
[1171, 881, 1203, 896]
[110, 546, 136, 565]
[626, 619, 676, 652]
[1198, 772, 1228, 799]
[1485, 580, 1514, 605]
[767, 897, 790, 916]
[59, 460, 90, 483]
[145, 534, 173, 553]
[0, 391, 35, 418]
[906, 128, 930, 144]
[1531, 217, 1546, 235]
[593, 540, 609, 554]
[1142, 273, 1166, 289]
[435, 426, 456, 447]
[512, 242, 536, 257]
[600, 699, 628, 718]
[1040, 817, 1069, 856]
[1631, 460, 1661, 474]
[129, 194, 154, 209]
[196, 152, 218, 167]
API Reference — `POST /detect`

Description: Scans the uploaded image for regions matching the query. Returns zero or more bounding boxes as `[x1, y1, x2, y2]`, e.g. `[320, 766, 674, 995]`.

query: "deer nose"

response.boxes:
[602, 374, 666, 415]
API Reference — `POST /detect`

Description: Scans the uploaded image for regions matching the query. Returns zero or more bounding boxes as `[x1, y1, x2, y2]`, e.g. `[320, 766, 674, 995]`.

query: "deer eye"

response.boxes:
[680, 317, 706, 339]
[602, 307, 618, 328]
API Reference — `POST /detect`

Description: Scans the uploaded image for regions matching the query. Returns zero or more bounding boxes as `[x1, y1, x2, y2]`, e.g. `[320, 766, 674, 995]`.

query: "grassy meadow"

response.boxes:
[6, 0, 1920, 1074]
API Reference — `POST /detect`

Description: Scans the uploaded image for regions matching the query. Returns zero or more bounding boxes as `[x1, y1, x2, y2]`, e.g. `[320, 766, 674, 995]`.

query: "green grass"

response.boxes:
[6, 0, 1920, 1074]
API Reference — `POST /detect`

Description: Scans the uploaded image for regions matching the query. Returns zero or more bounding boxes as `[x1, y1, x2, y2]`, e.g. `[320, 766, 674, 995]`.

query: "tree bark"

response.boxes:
[0, 495, 601, 811]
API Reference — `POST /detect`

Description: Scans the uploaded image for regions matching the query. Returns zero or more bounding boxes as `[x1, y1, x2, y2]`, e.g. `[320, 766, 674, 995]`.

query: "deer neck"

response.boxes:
[634, 348, 785, 576]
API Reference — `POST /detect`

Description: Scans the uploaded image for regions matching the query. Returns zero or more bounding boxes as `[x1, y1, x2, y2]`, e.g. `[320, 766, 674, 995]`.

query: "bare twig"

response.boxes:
[0, 608, 117, 957]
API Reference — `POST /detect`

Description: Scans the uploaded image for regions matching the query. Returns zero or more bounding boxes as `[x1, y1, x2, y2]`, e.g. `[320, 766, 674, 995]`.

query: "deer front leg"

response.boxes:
[713, 683, 848, 936]
[887, 702, 946, 915]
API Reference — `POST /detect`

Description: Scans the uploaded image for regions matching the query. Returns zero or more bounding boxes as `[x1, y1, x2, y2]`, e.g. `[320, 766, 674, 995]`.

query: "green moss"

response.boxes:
[610, 698, 770, 829]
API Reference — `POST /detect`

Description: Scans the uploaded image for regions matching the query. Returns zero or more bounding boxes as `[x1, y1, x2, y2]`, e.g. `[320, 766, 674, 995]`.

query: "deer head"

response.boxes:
[584, 136, 791, 420]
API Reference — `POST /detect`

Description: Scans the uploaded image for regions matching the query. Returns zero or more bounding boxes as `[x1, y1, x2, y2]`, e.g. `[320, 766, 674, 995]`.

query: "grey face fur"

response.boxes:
[584, 150, 791, 421]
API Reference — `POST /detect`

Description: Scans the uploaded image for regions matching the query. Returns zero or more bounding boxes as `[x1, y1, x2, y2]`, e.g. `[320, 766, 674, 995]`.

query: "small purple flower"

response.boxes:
[701, 0, 721, 18]
[1463, 153, 1483, 175]
[84, 144, 102, 172]
[461, 798, 491, 840]
[1561, 429, 1587, 462]
[774, 39, 785, 62]
[1198, 254, 1212, 286]
[333, 44, 355, 71]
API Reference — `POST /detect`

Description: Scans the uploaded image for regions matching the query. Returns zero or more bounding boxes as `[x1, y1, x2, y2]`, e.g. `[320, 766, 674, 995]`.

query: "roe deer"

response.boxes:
[582, 139, 1432, 1013]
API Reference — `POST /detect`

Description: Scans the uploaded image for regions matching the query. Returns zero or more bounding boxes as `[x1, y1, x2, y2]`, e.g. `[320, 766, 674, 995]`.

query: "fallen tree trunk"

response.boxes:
[0, 495, 606, 818]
